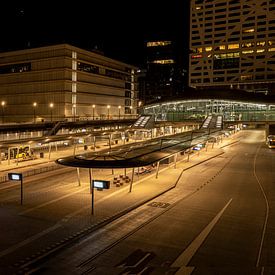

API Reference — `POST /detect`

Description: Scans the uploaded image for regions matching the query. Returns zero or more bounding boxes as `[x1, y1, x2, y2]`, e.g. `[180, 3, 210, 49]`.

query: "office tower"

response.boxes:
[189, 0, 275, 95]
[138, 40, 185, 104]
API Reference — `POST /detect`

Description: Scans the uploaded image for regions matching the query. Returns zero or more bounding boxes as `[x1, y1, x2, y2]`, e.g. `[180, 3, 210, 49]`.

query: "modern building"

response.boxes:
[189, 0, 275, 95]
[142, 88, 275, 121]
[138, 40, 184, 105]
[0, 44, 138, 123]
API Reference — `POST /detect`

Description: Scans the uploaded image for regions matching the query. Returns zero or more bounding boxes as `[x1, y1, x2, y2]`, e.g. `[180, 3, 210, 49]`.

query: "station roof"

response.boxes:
[55, 129, 222, 169]
[145, 87, 275, 106]
[0, 129, 129, 149]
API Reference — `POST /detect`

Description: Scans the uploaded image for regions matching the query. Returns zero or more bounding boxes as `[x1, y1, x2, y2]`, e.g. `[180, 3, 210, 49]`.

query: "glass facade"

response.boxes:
[143, 99, 275, 122]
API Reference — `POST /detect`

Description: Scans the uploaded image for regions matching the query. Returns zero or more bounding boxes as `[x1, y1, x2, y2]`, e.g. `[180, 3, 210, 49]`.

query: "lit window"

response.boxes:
[219, 45, 226, 50]
[195, 6, 201, 10]
[242, 42, 254, 48]
[147, 41, 172, 47]
[228, 44, 239, 49]
[241, 75, 253, 80]
[214, 52, 239, 59]
[256, 49, 265, 53]
[197, 48, 203, 53]
[268, 48, 275, 52]
[242, 50, 254, 54]
[256, 41, 266, 46]
[191, 54, 203, 59]
[152, 59, 175, 64]
[243, 28, 255, 33]
[205, 46, 212, 51]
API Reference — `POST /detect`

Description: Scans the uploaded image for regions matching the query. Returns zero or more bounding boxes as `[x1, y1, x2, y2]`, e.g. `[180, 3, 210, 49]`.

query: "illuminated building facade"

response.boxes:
[0, 44, 137, 123]
[189, 0, 275, 95]
[141, 40, 183, 104]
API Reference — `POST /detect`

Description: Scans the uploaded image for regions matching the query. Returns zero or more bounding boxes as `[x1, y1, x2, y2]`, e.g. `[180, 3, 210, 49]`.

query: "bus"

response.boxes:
[266, 135, 275, 149]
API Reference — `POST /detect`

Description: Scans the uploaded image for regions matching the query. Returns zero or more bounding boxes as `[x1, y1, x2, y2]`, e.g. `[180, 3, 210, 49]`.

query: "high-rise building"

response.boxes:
[139, 40, 184, 104]
[189, 0, 275, 95]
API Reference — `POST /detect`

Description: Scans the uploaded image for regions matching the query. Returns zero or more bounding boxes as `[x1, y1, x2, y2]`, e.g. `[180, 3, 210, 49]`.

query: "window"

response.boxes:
[0, 63, 31, 74]
[106, 69, 128, 80]
[125, 82, 131, 90]
[78, 62, 99, 74]
[125, 99, 131, 106]
[241, 75, 253, 80]
[214, 53, 240, 69]
[228, 44, 239, 49]
[213, 77, 225, 82]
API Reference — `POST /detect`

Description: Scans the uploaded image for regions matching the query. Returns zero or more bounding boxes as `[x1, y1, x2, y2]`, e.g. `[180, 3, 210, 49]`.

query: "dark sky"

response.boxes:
[0, 1, 189, 67]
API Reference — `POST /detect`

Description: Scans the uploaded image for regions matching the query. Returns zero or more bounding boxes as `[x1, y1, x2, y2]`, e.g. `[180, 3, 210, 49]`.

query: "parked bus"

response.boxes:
[266, 135, 275, 149]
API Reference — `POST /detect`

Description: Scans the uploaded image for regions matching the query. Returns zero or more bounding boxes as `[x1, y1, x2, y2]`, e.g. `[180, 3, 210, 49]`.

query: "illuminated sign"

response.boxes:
[8, 173, 22, 181]
[92, 180, 110, 190]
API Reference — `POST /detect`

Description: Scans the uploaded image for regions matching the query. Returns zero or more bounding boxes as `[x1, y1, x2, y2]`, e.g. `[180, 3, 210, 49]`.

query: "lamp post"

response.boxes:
[107, 105, 110, 119]
[1, 101, 6, 124]
[49, 102, 54, 122]
[118, 105, 121, 119]
[33, 102, 37, 123]
[92, 104, 95, 120]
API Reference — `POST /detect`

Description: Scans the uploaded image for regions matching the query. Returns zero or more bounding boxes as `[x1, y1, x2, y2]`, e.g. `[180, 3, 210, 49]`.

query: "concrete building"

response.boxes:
[189, 0, 275, 95]
[0, 44, 138, 123]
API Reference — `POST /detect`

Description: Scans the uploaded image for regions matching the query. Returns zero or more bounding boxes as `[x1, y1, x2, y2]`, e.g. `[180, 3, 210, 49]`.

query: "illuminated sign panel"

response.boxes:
[8, 173, 22, 181]
[92, 180, 110, 189]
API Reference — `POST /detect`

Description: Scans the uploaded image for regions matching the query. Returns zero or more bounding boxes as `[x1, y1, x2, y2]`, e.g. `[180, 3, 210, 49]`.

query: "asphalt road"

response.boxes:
[35, 130, 275, 275]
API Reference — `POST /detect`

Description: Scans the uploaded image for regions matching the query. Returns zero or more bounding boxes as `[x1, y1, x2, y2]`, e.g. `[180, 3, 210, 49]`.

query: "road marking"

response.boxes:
[254, 144, 269, 268]
[171, 198, 233, 274]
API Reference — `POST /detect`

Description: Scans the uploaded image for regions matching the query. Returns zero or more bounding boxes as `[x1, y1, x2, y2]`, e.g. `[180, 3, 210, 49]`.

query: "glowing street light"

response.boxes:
[107, 105, 110, 119]
[92, 104, 95, 120]
[49, 102, 54, 122]
[118, 105, 121, 119]
[72, 103, 76, 122]
[1, 101, 6, 123]
[33, 102, 37, 123]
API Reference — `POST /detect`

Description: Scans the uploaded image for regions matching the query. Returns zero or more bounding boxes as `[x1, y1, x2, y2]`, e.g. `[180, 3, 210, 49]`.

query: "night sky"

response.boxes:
[0, 1, 189, 68]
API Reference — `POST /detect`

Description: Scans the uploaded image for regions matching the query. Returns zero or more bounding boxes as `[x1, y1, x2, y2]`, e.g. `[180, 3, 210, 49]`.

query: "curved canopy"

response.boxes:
[56, 130, 221, 169]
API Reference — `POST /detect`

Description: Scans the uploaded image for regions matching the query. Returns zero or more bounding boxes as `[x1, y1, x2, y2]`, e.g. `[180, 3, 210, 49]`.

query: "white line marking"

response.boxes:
[171, 198, 233, 273]
[254, 144, 269, 268]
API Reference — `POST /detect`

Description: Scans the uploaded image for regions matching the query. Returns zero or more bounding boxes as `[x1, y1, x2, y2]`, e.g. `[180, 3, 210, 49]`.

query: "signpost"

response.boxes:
[90, 175, 110, 215]
[8, 173, 23, 205]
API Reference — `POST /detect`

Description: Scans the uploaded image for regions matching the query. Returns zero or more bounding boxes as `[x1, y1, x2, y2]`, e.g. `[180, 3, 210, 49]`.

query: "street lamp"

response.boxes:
[118, 105, 121, 119]
[49, 102, 54, 122]
[1, 101, 6, 124]
[92, 104, 95, 120]
[33, 102, 37, 123]
[72, 103, 76, 122]
[107, 105, 110, 119]
[129, 106, 133, 118]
